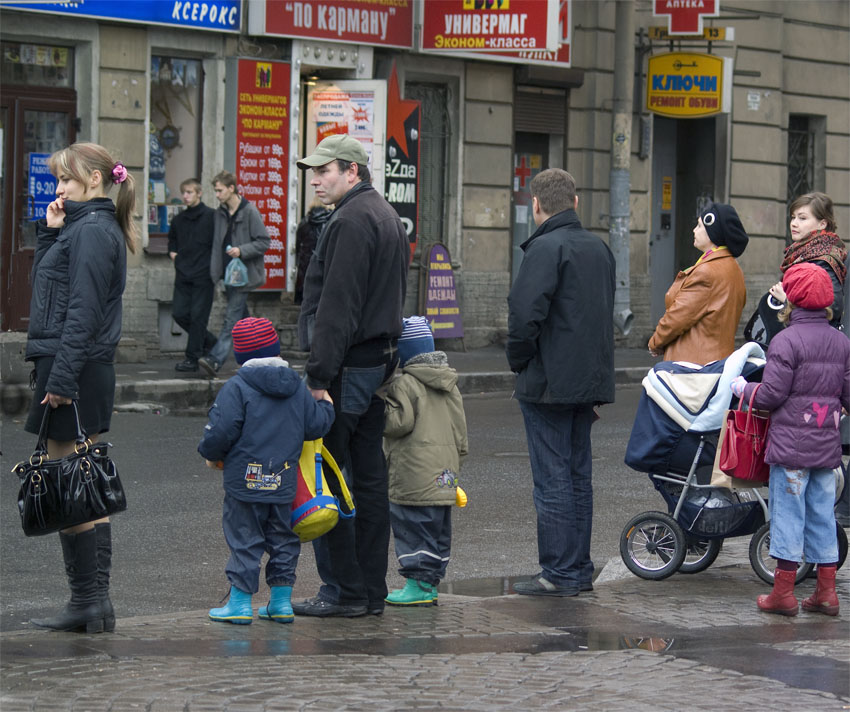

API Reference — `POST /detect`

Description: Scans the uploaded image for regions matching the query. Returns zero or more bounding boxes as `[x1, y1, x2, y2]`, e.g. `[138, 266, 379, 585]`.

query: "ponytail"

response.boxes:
[48, 142, 138, 253]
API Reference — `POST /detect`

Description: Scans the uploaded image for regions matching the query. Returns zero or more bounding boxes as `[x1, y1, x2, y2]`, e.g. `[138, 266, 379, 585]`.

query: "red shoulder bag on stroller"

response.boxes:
[718, 384, 771, 483]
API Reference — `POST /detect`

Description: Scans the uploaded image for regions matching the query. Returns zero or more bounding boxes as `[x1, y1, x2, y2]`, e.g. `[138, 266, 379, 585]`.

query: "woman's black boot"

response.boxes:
[30, 528, 104, 633]
[95, 522, 115, 632]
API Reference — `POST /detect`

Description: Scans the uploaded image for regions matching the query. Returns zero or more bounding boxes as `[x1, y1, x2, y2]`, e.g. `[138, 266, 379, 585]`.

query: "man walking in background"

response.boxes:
[199, 171, 270, 377]
[506, 168, 616, 598]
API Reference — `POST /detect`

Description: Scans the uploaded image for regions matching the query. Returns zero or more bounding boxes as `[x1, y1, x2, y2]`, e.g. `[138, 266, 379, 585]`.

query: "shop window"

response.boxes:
[148, 56, 203, 247]
[786, 114, 825, 228]
[1, 42, 74, 88]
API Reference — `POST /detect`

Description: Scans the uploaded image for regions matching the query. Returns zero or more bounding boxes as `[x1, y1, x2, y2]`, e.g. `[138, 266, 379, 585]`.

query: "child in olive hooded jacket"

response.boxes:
[383, 317, 468, 606]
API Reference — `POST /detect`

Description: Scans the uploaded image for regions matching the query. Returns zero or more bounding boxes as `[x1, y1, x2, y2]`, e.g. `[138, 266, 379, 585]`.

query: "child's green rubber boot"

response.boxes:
[385, 579, 438, 607]
[209, 585, 253, 624]
[258, 585, 294, 623]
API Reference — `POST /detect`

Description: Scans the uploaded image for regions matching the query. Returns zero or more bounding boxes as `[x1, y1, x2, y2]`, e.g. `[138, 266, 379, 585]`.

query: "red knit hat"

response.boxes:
[782, 263, 834, 310]
[232, 317, 280, 364]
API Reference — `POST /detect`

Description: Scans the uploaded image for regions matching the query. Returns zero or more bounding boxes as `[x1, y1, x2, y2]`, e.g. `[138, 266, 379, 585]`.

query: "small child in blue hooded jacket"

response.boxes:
[199, 317, 334, 624]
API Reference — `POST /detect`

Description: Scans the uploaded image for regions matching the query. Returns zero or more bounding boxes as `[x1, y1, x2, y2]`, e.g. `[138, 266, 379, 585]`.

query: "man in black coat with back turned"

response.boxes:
[506, 168, 616, 598]
[168, 178, 216, 372]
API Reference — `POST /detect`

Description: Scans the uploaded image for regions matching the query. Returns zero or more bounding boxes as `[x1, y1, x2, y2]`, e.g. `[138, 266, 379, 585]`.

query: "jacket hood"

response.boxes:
[181, 202, 210, 221]
[402, 351, 458, 391]
[62, 197, 115, 224]
[307, 206, 332, 226]
[235, 357, 301, 397]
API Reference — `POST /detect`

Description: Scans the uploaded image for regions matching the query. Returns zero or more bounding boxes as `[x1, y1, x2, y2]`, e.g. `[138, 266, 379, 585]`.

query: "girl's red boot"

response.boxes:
[757, 568, 799, 616]
[801, 566, 839, 616]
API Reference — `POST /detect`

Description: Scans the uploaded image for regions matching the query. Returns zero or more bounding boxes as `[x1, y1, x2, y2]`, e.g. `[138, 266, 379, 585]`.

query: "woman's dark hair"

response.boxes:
[789, 192, 836, 233]
[48, 142, 138, 253]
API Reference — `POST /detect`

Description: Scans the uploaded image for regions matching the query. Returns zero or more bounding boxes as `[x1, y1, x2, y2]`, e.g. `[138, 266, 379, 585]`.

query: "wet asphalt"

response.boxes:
[0, 346, 847, 710]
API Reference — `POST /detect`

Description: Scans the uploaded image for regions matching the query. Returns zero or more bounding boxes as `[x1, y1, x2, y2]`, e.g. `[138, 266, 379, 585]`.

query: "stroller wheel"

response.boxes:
[620, 511, 686, 580]
[749, 522, 814, 585]
[679, 537, 723, 574]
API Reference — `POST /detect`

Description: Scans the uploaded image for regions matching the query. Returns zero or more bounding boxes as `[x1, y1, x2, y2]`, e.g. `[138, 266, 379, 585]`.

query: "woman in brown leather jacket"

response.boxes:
[648, 203, 749, 365]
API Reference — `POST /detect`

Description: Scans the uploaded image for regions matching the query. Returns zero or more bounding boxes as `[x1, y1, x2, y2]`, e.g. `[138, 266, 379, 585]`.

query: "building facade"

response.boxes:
[1, 1, 848, 377]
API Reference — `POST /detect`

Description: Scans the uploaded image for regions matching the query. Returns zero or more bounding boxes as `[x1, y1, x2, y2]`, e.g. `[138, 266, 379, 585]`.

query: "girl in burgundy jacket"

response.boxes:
[731, 263, 850, 617]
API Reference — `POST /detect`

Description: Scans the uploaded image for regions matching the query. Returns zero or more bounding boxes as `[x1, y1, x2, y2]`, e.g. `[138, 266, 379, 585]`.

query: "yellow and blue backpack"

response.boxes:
[290, 440, 355, 543]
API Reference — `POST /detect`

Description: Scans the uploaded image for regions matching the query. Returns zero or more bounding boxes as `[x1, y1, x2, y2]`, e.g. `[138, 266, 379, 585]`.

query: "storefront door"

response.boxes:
[1, 86, 76, 331]
[511, 133, 548, 283]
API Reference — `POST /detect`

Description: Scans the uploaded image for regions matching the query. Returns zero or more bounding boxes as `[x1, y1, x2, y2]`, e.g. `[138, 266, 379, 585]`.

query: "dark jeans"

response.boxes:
[208, 287, 250, 366]
[222, 496, 300, 594]
[172, 275, 216, 361]
[518, 400, 595, 589]
[390, 503, 452, 586]
[314, 338, 398, 608]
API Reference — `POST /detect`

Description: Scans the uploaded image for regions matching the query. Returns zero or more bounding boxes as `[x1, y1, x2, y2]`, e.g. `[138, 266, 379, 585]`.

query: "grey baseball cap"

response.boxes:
[296, 134, 369, 169]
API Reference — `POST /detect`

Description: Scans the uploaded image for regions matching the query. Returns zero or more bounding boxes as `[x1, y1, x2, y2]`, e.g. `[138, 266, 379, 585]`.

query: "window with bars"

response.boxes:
[786, 114, 825, 237]
[404, 81, 452, 257]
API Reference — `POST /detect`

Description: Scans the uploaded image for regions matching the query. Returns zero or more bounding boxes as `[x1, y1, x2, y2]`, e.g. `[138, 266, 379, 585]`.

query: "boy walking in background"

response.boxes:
[383, 317, 468, 607]
[168, 178, 216, 372]
[199, 318, 334, 624]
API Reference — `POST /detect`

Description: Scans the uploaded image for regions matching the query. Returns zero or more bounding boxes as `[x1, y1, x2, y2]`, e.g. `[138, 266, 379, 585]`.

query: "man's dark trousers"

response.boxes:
[518, 400, 595, 590]
[172, 276, 216, 362]
[315, 339, 398, 609]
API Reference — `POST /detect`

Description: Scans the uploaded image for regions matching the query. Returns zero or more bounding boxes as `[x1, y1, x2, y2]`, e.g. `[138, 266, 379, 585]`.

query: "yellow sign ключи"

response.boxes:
[646, 52, 724, 118]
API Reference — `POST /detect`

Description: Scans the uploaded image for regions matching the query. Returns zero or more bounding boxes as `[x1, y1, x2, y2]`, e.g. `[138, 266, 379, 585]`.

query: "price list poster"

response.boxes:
[235, 59, 290, 290]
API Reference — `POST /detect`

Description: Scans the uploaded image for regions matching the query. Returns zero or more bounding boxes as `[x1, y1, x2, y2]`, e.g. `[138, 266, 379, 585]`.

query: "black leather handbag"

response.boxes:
[12, 403, 127, 536]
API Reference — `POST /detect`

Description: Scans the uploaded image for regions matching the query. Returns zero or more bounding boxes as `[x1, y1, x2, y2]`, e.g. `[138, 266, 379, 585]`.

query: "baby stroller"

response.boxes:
[620, 342, 848, 583]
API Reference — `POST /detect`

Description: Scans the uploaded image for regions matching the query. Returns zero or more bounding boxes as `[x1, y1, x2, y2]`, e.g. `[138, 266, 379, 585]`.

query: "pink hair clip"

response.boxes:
[112, 162, 128, 184]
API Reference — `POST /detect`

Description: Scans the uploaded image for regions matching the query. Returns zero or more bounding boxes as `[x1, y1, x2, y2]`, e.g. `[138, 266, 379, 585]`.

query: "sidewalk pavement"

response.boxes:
[1, 538, 847, 710]
[111, 345, 657, 414]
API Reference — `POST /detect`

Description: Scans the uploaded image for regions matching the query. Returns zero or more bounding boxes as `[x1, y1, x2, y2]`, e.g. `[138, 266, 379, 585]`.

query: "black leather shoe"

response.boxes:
[291, 595, 367, 618]
[175, 359, 199, 372]
[367, 602, 384, 615]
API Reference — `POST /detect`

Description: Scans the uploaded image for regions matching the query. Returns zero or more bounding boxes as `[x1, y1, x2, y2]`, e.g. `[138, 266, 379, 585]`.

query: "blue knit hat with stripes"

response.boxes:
[398, 316, 434, 366]
[232, 317, 280, 365]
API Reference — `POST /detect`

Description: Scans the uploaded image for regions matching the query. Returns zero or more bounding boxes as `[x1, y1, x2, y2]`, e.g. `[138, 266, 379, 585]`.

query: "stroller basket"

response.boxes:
[653, 478, 765, 539]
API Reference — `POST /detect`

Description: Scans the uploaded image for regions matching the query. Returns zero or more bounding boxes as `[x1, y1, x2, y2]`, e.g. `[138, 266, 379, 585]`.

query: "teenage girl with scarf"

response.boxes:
[769, 192, 846, 328]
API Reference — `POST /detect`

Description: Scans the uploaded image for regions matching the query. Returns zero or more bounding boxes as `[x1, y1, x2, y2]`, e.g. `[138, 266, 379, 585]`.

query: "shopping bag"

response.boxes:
[224, 256, 248, 287]
[709, 413, 760, 489]
[718, 384, 771, 483]
[290, 440, 355, 543]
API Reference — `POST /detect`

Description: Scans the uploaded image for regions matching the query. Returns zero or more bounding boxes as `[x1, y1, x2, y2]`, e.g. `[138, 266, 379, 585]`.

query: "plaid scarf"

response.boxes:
[780, 230, 847, 284]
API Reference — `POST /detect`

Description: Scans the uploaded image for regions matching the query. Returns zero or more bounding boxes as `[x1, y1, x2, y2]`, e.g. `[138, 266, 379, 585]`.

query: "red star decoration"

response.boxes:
[386, 63, 419, 160]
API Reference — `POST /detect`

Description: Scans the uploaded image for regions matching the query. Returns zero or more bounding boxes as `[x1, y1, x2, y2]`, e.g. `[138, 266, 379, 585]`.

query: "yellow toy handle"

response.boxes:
[455, 486, 468, 508]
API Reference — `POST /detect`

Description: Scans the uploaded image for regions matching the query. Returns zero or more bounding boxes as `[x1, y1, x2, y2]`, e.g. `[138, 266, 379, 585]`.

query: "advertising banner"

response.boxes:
[424, 244, 463, 339]
[234, 59, 290, 290]
[646, 53, 727, 118]
[385, 66, 420, 261]
[420, 0, 559, 54]
[653, 0, 718, 35]
[439, 0, 571, 67]
[250, 0, 414, 48]
[28, 153, 55, 222]
[7, 0, 242, 32]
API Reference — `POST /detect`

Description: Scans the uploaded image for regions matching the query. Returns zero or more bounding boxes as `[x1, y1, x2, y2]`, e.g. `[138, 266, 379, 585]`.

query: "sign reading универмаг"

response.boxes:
[5, 0, 242, 32]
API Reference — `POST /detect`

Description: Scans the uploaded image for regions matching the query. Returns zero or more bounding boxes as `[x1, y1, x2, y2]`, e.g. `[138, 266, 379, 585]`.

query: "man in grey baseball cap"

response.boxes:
[294, 133, 409, 618]
[296, 133, 369, 169]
